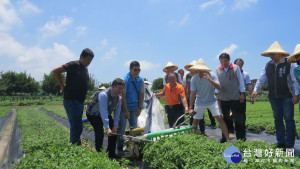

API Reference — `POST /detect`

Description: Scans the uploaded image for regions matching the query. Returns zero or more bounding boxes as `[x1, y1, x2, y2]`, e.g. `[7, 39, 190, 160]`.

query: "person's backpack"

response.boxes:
[86, 90, 102, 116]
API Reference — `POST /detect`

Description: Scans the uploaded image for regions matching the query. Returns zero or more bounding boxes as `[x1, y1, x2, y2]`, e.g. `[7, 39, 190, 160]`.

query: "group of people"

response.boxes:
[52, 41, 300, 158]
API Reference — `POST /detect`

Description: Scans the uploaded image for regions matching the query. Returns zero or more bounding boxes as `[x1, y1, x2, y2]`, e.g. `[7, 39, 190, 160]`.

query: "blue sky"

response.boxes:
[1, 0, 300, 84]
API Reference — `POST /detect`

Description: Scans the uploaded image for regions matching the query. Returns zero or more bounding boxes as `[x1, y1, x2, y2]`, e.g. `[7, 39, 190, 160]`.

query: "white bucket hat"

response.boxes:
[184, 60, 197, 71]
[287, 44, 300, 63]
[189, 58, 211, 71]
[261, 41, 290, 57]
[99, 86, 106, 90]
[163, 62, 178, 72]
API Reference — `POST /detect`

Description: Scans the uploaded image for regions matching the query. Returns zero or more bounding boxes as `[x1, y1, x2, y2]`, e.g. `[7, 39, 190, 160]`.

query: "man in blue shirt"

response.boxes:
[117, 61, 145, 153]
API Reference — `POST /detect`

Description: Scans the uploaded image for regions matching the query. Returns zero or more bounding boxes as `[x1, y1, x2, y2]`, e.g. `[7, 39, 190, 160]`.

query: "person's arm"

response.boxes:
[98, 92, 112, 134]
[154, 90, 165, 97]
[188, 91, 196, 114]
[235, 66, 245, 103]
[179, 86, 188, 113]
[251, 66, 267, 103]
[52, 66, 66, 93]
[112, 98, 122, 133]
[290, 63, 300, 104]
[203, 72, 221, 90]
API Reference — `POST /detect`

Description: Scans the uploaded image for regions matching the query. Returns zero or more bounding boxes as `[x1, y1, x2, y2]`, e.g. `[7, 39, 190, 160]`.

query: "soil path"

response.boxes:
[0, 109, 22, 168]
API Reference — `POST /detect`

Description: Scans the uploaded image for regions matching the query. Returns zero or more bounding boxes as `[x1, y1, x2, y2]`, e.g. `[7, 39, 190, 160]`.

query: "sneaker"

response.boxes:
[219, 138, 227, 143]
[211, 125, 217, 129]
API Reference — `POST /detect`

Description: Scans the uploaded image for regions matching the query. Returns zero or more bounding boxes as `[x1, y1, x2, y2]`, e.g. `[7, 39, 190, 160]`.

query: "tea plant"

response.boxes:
[142, 134, 300, 168]
[15, 107, 124, 168]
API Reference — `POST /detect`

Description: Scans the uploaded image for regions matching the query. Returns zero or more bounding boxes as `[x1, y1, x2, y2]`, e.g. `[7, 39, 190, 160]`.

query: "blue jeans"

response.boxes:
[117, 106, 138, 150]
[63, 99, 84, 145]
[269, 98, 295, 147]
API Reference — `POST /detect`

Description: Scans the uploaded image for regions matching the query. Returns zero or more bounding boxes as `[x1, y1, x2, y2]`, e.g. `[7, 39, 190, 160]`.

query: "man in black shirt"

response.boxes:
[53, 48, 94, 145]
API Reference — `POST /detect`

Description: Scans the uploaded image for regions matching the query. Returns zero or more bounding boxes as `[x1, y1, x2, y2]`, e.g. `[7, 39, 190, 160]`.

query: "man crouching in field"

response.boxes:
[188, 59, 229, 142]
[52, 48, 94, 145]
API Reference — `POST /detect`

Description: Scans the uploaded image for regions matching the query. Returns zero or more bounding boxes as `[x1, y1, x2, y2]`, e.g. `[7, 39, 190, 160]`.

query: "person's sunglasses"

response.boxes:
[133, 69, 141, 72]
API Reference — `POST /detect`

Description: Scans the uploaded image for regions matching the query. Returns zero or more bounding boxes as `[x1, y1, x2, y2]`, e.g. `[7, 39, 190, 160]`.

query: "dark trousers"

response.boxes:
[166, 104, 185, 127]
[220, 100, 246, 140]
[87, 114, 117, 155]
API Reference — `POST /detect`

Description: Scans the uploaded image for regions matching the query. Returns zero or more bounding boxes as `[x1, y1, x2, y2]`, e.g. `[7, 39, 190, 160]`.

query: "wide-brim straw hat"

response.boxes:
[261, 41, 290, 57]
[287, 44, 300, 63]
[163, 62, 178, 72]
[184, 60, 197, 71]
[99, 86, 106, 90]
[189, 58, 211, 71]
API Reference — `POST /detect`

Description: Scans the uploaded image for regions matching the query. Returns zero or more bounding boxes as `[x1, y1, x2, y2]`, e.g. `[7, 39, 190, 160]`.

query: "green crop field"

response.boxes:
[1, 95, 300, 168]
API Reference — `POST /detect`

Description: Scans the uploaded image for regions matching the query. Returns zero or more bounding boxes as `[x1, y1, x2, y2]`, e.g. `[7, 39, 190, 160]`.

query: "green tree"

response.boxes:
[151, 77, 163, 91]
[42, 72, 65, 95]
[0, 71, 39, 95]
[88, 74, 98, 91]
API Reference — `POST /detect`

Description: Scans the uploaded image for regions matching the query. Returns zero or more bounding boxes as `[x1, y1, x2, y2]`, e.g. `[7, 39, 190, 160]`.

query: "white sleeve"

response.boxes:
[254, 66, 267, 92]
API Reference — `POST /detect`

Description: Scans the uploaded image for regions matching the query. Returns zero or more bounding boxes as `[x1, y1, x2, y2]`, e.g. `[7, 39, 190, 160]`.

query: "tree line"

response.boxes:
[0, 71, 98, 95]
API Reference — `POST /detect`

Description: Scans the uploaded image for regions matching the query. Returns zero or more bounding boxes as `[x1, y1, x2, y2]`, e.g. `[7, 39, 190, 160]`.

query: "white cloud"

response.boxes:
[200, 0, 223, 10]
[0, 0, 22, 32]
[232, 0, 258, 10]
[76, 26, 87, 36]
[169, 13, 190, 26]
[101, 39, 108, 47]
[40, 16, 73, 38]
[123, 60, 160, 71]
[103, 47, 118, 60]
[216, 44, 238, 58]
[15, 43, 76, 81]
[0, 32, 76, 81]
[18, 0, 42, 14]
[0, 33, 25, 57]
[179, 14, 190, 25]
[217, 6, 226, 15]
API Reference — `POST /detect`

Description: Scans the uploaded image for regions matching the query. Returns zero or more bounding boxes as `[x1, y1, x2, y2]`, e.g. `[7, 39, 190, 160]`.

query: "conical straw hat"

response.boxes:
[99, 86, 106, 90]
[261, 41, 290, 57]
[184, 60, 197, 71]
[163, 62, 178, 72]
[189, 58, 211, 71]
[287, 44, 300, 63]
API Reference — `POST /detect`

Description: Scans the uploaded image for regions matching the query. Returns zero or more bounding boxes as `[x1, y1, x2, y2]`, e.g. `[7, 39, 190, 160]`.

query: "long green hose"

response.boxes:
[142, 126, 196, 140]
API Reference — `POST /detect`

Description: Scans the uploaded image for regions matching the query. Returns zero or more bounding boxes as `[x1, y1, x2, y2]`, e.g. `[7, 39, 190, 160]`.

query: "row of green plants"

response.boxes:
[41, 105, 94, 131]
[15, 107, 125, 168]
[0, 106, 12, 119]
[142, 134, 300, 168]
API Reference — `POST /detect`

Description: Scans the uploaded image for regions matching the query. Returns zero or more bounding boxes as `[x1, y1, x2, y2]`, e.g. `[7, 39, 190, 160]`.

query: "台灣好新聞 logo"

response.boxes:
[223, 145, 242, 163]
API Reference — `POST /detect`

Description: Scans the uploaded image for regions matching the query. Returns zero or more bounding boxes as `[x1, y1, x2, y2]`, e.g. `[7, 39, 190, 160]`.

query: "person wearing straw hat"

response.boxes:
[99, 86, 106, 91]
[155, 72, 188, 127]
[288, 44, 300, 84]
[252, 41, 300, 149]
[184, 60, 216, 135]
[162, 62, 182, 85]
[216, 53, 246, 143]
[188, 59, 229, 141]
